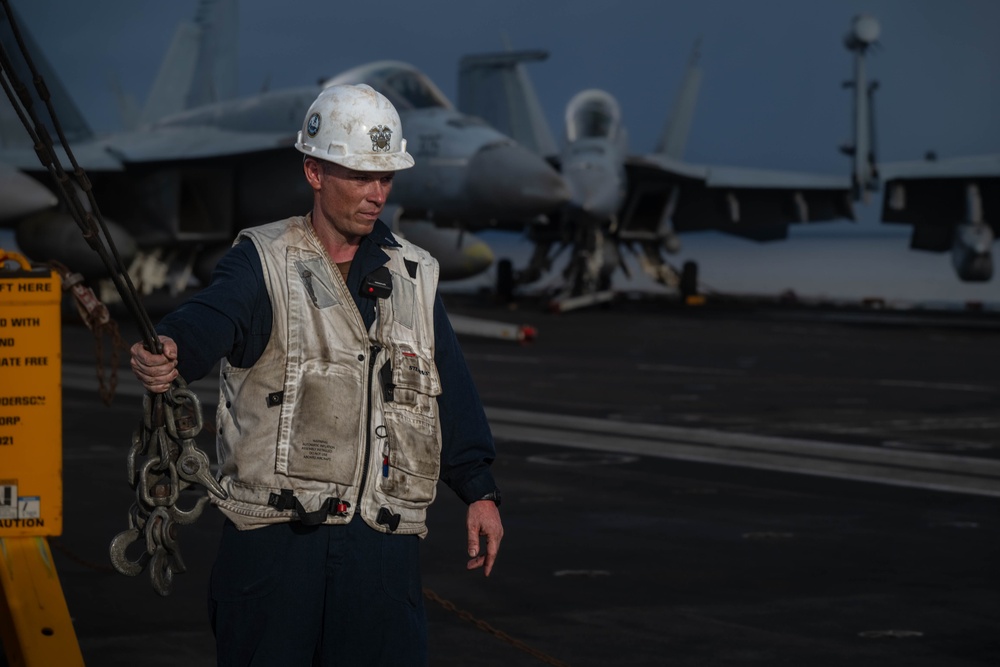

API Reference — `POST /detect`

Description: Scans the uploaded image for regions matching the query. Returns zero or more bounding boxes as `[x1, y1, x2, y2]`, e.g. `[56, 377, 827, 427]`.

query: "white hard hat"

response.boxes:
[295, 84, 415, 171]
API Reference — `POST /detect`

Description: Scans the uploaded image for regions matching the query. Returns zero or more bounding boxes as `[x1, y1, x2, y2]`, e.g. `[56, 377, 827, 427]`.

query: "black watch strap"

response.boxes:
[477, 488, 501, 507]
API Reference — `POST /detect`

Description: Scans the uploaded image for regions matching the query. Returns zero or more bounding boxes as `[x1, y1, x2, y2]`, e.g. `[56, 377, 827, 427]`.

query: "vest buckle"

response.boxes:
[376, 507, 401, 532]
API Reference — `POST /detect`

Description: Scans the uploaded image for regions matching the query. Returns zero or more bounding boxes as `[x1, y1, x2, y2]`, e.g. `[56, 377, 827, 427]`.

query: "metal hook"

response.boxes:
[109, 527, 148, 577]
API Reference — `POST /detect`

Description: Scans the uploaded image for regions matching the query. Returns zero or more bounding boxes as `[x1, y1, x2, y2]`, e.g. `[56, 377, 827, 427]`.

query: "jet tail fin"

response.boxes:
[654, 39, 703, 159]
[0, 5, 93, 147]
[137, 21, 202, 126]
[458, 49, 558, 157]
[185, 0, 239, 109]
[137, 0, 239, 126]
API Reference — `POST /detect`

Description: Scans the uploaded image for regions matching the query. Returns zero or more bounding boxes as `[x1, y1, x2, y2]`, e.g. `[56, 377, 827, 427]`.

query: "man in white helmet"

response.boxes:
[129, 84, 503, 666]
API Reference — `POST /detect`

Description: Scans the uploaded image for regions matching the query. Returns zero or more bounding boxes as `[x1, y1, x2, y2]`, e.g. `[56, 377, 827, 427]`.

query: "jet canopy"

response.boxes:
[323, 61, 454, 111]
[565, 89, 621, 142]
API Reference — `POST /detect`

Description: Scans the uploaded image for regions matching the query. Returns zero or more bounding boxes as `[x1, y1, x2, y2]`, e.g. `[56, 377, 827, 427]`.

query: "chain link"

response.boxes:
[48, 260, 127, 406]
[109, 384, 228, 596]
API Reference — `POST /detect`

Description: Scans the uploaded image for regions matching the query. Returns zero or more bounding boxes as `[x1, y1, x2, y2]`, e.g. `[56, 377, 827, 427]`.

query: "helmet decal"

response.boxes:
[369, 125, 392, 152]
[306, 113, 321, 137]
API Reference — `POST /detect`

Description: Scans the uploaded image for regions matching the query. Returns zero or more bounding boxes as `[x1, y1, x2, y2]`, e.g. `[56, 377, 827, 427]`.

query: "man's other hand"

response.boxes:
[466, 500, 503, 576]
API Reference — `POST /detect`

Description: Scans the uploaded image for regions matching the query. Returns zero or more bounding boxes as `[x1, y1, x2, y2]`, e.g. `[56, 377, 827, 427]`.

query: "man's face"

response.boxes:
[306, 159, 395, 243]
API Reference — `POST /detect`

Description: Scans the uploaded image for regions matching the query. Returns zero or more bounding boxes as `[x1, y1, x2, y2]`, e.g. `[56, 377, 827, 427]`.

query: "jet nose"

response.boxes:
[466, 142, 570, 217]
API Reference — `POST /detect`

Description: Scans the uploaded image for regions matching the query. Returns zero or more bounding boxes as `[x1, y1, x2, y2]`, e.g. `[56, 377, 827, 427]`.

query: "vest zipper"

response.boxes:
[357, 343, 382, 502]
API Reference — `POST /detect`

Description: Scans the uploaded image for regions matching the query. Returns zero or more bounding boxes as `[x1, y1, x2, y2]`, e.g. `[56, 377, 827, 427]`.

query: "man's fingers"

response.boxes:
[129, 335, 179, 393]
[482, 532, 500, 576]
[464, 500, 503, 576]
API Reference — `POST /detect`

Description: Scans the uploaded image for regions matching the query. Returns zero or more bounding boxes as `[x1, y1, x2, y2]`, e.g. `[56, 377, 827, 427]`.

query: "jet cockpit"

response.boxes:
[324, 61, 453, 111]
[565, 89, 622, 142]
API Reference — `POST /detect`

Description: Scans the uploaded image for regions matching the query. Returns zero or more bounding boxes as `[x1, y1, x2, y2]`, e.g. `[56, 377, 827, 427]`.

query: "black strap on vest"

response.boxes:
[376, 507, 401, 532]
[379, 360, 394, 402]
[267, 489, 350, 526]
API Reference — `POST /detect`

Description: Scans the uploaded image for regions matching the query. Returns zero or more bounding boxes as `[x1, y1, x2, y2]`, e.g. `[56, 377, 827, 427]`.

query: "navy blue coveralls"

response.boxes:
[156, 219, 497, 666]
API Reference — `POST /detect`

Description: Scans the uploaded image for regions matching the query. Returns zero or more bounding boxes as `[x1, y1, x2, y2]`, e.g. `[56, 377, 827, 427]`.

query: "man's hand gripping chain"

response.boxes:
[109, 382, 228, 596]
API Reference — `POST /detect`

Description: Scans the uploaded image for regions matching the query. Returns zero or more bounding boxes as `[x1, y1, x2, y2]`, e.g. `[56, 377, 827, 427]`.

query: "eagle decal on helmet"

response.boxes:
[306, 113, 321, 137]
[369, 125, 392, 152]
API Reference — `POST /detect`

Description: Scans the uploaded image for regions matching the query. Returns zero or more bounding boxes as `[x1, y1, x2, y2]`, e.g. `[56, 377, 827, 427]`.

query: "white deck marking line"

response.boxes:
[61, 364, 1000, 497]
[486, 407, 1000, 498]
[876, 379, 996, 393]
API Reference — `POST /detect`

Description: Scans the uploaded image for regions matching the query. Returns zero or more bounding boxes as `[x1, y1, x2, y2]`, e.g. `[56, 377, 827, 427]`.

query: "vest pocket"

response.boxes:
[282, 366, 362, 485]
[389, 345, 441, 418]
[380, 408, 440, 504]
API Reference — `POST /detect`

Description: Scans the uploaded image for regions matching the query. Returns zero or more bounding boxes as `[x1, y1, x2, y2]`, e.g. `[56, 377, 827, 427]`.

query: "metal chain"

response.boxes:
[109, 386, 228, 596]
[48, 539, 116, 573]
[49, 260, 127, 406]
[37, 542, 575, 667]
[423, 588, 571, 667]
[0, 0, 228, 595]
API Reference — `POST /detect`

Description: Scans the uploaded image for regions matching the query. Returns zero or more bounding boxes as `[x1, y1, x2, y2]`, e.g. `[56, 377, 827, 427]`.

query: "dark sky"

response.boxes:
[12, 0, 999, 176]
[6, 1, 999, 301]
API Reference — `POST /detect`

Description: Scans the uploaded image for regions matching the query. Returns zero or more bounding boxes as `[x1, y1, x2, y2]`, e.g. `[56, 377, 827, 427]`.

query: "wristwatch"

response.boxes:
[477, 488, 502, 507]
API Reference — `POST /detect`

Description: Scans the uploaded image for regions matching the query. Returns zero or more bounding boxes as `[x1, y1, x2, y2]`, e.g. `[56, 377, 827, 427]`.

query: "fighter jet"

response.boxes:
[839, 14, 999, 282]
[0, 3, 568, 291]
[458, 46, 855, 310]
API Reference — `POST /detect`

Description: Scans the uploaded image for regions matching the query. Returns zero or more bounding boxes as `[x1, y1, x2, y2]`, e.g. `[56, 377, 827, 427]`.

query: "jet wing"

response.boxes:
[101, 127, 296, 163]
[0, 127, 296, 172]
[0, 143, 125, 172]
[879, 154, 1000, 231]
[620, 154, 854, 242]
[876, 154, 1000, 252]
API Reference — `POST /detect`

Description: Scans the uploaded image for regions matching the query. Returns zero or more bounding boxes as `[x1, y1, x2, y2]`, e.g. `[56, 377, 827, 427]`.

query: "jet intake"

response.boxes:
[15, 211, 137, 280]
[0, 166, 57, 223]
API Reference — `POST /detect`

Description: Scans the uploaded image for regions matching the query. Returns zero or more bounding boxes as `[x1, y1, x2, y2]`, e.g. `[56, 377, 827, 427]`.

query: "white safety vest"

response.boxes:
[212, 215, 443, 537]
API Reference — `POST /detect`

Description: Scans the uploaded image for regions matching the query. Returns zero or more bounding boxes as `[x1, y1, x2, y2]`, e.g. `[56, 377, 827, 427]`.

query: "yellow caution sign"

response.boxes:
[0, 250, 62, 538]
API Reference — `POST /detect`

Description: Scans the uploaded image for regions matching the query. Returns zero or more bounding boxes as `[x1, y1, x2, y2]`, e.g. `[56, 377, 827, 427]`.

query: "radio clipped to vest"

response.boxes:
[361, 266, 393, 299]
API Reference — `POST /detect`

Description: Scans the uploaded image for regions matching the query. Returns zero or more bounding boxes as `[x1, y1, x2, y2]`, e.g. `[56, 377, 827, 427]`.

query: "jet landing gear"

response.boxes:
[679, 260, 704, 305]
[494, 225, 618, 312]
[495, 227, 702, 312]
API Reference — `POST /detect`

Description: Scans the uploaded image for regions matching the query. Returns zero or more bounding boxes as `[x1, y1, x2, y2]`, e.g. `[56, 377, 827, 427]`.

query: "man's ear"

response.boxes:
[303, 158, 323, 190]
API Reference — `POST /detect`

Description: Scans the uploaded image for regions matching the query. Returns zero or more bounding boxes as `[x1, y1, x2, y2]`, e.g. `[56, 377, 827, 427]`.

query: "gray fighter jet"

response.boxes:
[840, 14, 999, 282]
[458, 46, 855, 309]
[0, 2, 568, 289]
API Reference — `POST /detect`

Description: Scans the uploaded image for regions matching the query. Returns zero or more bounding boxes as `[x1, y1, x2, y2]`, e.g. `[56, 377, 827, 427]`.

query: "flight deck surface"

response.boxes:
[7, 295, 997, 667]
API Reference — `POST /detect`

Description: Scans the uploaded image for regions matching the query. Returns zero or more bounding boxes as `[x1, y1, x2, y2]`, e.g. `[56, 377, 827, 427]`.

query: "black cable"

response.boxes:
[0, 0, 161, 351]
